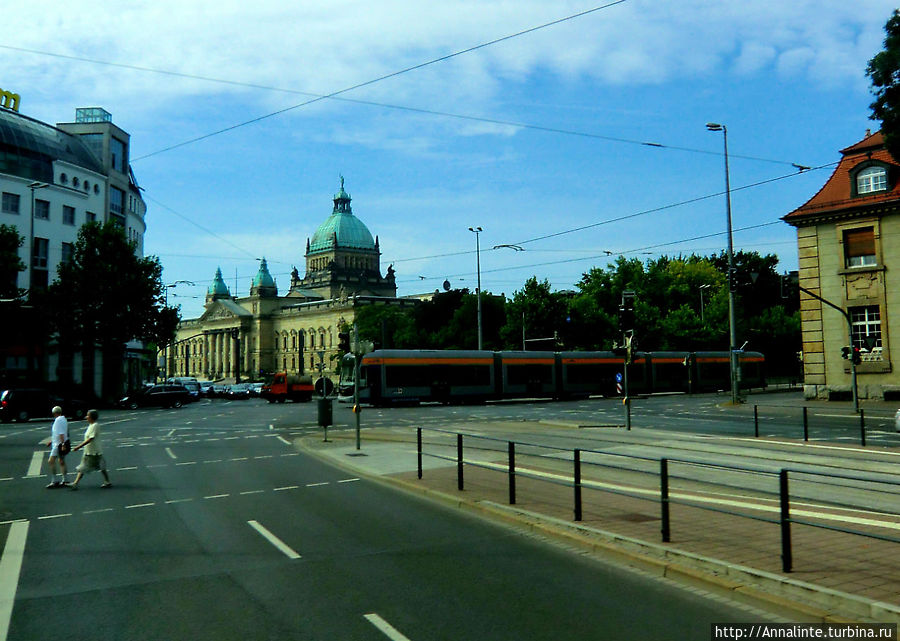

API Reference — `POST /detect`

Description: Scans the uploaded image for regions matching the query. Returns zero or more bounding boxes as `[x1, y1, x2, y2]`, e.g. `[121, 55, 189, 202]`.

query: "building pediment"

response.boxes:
[198, 299, 252, 322]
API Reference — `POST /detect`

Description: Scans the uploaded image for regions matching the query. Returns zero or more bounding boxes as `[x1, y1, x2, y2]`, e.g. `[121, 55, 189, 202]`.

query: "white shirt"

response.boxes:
[83, 422, 101, 456]
[51, 415, 68, 445]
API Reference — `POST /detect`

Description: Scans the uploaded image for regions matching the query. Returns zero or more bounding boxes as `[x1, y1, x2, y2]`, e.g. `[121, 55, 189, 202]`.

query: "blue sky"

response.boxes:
[1, 1, 895, 318]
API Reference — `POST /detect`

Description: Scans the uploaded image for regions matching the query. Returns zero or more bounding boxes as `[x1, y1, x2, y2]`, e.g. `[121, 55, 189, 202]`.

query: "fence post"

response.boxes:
[508, 441, 516, 505]
[860, 409, 866, 447]
[417, 428, 423, 479]
[574, 449, 582, 522]
[457, 433, 464, 491]
[754, 405, 759, 438]
[802, 406, 809, 442]
[780, 469, 792, 573]
[660, 458, 670, 543]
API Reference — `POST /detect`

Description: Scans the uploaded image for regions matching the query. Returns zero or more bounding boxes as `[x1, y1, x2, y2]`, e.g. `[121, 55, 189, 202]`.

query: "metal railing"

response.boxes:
[415, 427, 900, 573]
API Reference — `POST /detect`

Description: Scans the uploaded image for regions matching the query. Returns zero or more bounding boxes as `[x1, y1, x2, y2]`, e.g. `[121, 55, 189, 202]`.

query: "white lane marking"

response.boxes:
[116, 466, 138, 471]
[230, 457, 248, 461]
[165, 448, 177, 460]
[83, 508, 115, 514]
[306, 482, 328, 487]
[364, 614, 413, 641]
[337, 478, 360, 484]
[204, 494, 229, 500]
[240, 490, 265, 496]
[26, 452, 43, 478]
[167, 429, 176, 437]
[277, 436, 291, 446]
[125, 503, 156, 509]
[175, 462, 196, 466]
[274, 486, 298, 492]
[37, 513, 71, 521]
[247, 520, 300, 559]
[0, 520, 29, 641]
[254, 455, 273, 460]
[164, 498, 193, 505]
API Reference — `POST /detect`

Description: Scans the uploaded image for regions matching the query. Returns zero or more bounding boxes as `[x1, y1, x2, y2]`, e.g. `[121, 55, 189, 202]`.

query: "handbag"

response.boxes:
[59, 439, 71, 456]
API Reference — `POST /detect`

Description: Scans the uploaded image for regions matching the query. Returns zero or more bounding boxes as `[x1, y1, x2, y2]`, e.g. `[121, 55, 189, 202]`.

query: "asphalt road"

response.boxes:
[0, 398, 778, 640]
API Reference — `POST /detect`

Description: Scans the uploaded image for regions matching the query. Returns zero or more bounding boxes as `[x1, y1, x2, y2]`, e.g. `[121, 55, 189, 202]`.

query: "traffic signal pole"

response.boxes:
[354, 322, 361, 450]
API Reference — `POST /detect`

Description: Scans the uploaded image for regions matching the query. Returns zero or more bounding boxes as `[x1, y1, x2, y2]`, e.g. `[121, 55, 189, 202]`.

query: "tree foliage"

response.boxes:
[867, 9, 900, 159]
[48, 222, 180, 398]
[0, 223, 25, 300]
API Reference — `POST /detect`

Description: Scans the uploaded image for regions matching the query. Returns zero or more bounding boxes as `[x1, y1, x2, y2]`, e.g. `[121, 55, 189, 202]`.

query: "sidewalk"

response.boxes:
[299, 422, 900, 624]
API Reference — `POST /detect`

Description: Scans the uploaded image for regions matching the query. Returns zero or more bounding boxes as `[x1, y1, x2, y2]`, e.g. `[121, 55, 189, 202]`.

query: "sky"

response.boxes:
[1, 1, 895, 319]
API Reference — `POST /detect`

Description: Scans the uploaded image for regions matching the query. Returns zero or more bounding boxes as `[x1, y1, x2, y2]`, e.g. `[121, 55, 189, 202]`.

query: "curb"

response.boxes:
[297, 433, 900, 624]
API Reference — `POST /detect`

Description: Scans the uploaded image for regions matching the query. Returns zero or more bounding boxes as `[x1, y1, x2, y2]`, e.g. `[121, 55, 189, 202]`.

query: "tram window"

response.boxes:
[506, 364, 552, 385]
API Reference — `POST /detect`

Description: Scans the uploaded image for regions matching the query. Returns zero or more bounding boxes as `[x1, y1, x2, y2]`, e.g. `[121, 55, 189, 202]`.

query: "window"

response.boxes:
[844, 227, 876, 268]
[110, 137, 127, 173]
[850, 305, 883, 361]
[110, 186, 124, 214]
[32, 237, 48, 269]
[857, 166, 888, 194]
[59, 173, 67, 184]
[34, 199, 49, 220]
[61, 242, 74, 264]
[63, 205, 75, 225]
[1, 192, 19, 215]
[86, 211, 97, 223]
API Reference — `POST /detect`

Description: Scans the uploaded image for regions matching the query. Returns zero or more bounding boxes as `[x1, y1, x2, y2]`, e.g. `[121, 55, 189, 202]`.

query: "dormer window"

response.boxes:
[856, 166, 888, 194]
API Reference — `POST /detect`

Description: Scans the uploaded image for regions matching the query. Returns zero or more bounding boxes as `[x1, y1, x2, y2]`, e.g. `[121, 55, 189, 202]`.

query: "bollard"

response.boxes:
[660, 458, 670, 543]
[802, 406, 809, 442]
[417, 428, 423, 479]
[457, 433, 464, 491]
[780, 469, 792, 573]
[508, 442, 516, 505]
[754, 405, 759, 438]
[574, 449, 582, 522]
[860, 409, 866, 447]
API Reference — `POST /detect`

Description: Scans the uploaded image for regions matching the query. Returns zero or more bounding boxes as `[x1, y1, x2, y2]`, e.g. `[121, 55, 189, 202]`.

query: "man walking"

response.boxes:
[70, 409, 111, 490]
[46, 406, 69, 488]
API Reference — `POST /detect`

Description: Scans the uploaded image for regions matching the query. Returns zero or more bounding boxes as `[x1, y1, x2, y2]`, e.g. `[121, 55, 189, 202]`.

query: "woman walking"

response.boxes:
[70, 409, 112, 490]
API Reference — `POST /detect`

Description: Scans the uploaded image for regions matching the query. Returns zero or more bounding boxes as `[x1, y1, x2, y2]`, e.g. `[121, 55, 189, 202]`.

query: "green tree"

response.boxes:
[49, 222, 179, 400]
[0, 224, 24, 299]
[867, 9, 900, 159]
[501, 277, 568, 350]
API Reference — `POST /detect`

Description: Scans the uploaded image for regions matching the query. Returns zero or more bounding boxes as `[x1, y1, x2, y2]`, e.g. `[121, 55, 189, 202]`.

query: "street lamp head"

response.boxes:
[468, 226, 482, 233]
[706, 122, 723, 132]
[699, 283, 711, 290]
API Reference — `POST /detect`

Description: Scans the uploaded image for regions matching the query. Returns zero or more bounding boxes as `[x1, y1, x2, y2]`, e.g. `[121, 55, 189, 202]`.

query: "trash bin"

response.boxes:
[317, 397, 333, 427]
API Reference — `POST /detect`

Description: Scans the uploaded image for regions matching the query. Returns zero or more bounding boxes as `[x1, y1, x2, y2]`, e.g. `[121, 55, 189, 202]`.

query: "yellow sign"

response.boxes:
[0, 88, 20, 112]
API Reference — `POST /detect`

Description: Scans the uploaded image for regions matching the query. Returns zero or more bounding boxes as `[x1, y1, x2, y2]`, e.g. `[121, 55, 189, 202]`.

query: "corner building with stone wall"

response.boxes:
[169, 179, 413, 381]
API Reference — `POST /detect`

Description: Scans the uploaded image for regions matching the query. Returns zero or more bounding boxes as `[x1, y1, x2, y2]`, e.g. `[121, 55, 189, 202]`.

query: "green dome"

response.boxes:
[308, 178, 376, 253]
[252, 258, 276, 289]
[207, 267, 230, 298]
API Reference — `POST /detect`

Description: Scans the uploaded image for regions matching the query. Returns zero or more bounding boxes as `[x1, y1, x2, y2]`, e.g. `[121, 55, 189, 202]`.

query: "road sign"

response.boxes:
[615, 372, 623, 383]
[616, 382, 623, 395]
[315, 377, 334, 397]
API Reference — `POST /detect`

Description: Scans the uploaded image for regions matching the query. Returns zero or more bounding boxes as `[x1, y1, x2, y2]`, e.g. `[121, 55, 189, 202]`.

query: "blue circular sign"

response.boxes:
[615, 372, 623, 383]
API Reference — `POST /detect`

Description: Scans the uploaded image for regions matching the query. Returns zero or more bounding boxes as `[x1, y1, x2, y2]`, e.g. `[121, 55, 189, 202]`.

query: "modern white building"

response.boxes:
[0, 102, 147, 391]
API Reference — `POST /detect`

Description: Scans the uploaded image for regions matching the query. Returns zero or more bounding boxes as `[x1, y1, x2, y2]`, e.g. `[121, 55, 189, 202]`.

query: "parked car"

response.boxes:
[225, 383, 252, 400]
[210, 384, 228, 398]
[197, 381, 215, 397]
[181, 381, 201, 401]
[118, 384, 192, 410]
[248, 382, 264, 397]
[895, 409, 900, 432]
[0, 388, 88, 423]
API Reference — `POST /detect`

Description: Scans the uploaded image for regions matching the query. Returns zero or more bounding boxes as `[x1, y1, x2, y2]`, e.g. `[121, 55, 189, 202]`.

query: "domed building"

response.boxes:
[170, 179, 409, 381]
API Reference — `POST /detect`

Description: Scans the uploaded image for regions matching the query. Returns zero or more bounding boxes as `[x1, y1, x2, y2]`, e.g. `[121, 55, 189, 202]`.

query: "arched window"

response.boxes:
[857, 166, 888, 194]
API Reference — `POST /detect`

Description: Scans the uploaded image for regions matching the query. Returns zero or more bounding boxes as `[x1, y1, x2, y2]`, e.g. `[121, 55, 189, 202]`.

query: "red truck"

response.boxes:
[260, 373, 315, 403]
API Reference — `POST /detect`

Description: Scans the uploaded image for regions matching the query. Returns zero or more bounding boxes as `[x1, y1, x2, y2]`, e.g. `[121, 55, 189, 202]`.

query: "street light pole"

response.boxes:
[164, 280, 195, 380]
[699, 283, 711, 324]
[468, 226, 483, 350]
[706, 123, 739, 405]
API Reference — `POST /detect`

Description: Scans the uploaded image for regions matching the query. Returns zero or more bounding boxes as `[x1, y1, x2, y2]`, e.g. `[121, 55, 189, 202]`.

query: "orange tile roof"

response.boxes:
[783, 130, 900, 224]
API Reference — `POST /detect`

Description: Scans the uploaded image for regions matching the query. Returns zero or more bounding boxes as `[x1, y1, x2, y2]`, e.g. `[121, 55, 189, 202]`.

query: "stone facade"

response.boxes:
[784, 131, 899, 400]
[168, 180, 409, 382]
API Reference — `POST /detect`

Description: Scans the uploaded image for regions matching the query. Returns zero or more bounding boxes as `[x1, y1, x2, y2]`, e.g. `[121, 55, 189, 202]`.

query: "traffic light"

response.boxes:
[851, 346, 862, 365]
[841, 346, 850, 360]
[338, 331, 351, 353]
[624, 331, 635, 366]
[618, 290, 636, 331]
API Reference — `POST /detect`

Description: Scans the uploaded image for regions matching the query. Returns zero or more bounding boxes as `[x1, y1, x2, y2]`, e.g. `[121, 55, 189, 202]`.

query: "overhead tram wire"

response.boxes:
[126, 1, 629, 161]
[0, 45, 802, 168]
[386, 160, 837, 267]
